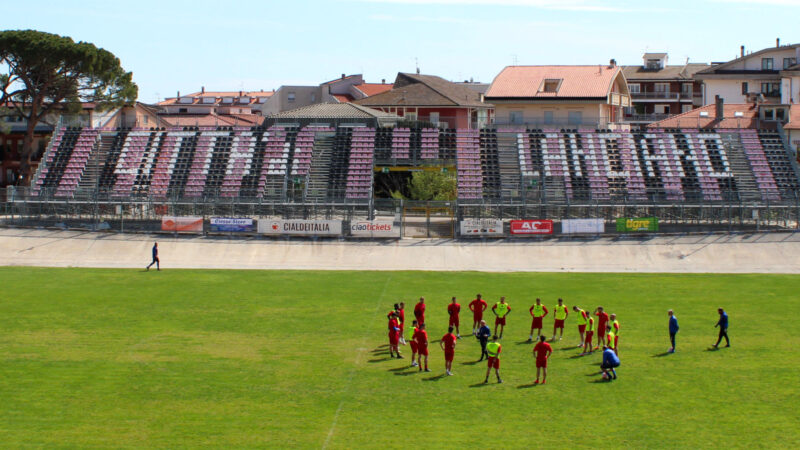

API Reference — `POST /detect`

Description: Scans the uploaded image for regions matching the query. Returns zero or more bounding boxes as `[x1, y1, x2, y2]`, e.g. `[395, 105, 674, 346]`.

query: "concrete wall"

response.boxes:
[493, 102, 610, 127]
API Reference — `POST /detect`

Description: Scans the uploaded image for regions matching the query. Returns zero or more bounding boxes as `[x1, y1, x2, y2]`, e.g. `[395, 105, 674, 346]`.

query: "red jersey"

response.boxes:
[448, 303, 461, 318]
[414, 329, 428, 347]
[441, 333, 457, 350]
[414, 302, 425, 317]
[398, 308, 405, 325]
[596, 311, 610, 326]
[533, 341, 552, 361]
[388, 318, 399, 333]
[469, 299, 488, 313]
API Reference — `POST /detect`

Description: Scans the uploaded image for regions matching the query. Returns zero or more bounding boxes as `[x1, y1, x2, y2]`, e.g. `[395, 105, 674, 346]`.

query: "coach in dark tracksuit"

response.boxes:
[713, 308, 729, 348]
[146, 242, 160, 271]
[476, 320, 491, 361]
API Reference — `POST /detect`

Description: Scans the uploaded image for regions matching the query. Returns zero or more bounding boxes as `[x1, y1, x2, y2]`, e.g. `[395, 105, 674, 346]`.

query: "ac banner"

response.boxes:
[561, 218, 605, 234]
[161, 216, 203, 233]
[210, 217, 254, 232]
[460, 219, 504, 236]
[350, 220, 400, 238]
[257, 219, 342, 236]
[510, 219, 553, 235]
[616, 217, 659, 232]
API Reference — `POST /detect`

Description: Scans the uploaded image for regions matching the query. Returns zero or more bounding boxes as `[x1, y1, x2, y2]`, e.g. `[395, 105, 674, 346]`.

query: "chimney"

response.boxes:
[341, 73, 346, 79]
[177, 90, 180, 98]
[715, 95, 724, 121]
[777, 37, 780, 47]
[201, 86, 205, 94]
[382, 79, 385, 84]
[609, 58, 617, 68]
[741, 45, 745, 57]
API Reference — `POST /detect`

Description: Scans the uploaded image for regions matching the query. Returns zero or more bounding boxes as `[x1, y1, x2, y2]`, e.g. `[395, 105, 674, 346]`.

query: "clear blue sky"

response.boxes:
[2, 0, 797, 103]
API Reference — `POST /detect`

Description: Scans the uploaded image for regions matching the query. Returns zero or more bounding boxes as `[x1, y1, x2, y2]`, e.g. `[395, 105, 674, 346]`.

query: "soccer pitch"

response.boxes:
[1, 267, 798, 448]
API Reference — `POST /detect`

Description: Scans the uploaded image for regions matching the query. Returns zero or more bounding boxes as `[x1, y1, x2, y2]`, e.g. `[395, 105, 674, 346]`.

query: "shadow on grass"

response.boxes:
[515, 340, 533, 345]
[388, 366, 412, 372]
[517, 383, 539, 389]
[652, 352, 671, 357]
[393, 370, 418, 377]
[569, 353, 592, 359]
[558, 346, 581, 351]
[422, 374, 446, 382]
[585, 371, 603, 376]
[461, 360, 482, 366]
[469, 382, 492, 388]
[367, 357, 393, 363]
[706, 347, 720, 352]
[590, 378, 613, 384]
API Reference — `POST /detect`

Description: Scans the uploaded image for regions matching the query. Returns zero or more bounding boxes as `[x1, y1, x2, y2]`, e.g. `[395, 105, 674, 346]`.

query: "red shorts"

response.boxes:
[449, 316, 459, 327]
[585, 331, 594, 344]
[614, 336, 619, 347]
[532, 316, 543, 328]
[418, 346, 429, 356]
[389, 332, 399, 346]
[578, 324, 586, 333]
[410, 341, 418, 353]
[415, 314, 424, 325]
[554, 319, 565, 329]
[444, 349, 454, 362]
[536, 358, 548, 368]
[598, 323, 608, 336]
[495, 316, 506, 326]
[473, 313, 483, 322]
[487, 357, 500, 369]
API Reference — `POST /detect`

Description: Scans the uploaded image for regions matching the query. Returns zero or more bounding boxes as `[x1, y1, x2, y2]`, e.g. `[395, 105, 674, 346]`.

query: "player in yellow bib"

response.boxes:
[551, 298, 569, 342]
[610, 313, 620, 354]
[491, 297, 511, 339]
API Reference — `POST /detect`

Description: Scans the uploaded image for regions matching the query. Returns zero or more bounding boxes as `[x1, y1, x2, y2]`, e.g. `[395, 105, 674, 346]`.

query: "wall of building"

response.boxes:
[492, 102, 611, 127]
[727, 47, 800, 70]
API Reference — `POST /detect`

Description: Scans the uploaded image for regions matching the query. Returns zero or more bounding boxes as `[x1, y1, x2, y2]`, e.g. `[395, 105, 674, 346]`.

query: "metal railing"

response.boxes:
[630, 91, 694, 100]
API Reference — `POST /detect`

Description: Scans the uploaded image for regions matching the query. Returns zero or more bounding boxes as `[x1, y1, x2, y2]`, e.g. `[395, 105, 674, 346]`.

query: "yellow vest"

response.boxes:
[532, 304, 545, 317]
[555, 304, 567, 320]
[607, 331, 616, 348]
[495, 303, 509, 318]
[587, 318, 595, 332]
[487, 342, 501, 358]
[576, 309, 587, 325]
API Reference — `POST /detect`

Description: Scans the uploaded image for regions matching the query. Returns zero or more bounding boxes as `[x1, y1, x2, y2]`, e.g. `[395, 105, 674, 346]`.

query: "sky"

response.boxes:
[2, 0, 799, 103]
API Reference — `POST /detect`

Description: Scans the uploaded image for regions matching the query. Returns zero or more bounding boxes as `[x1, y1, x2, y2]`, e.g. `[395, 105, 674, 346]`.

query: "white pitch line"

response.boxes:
[322, 274, 393, 450]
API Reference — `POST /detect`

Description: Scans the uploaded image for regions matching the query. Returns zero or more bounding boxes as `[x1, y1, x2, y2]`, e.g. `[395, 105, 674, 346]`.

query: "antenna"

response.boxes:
[512, 54, 518, 65]
[415, 57, 420, 74]
[154, 92, 160, 103]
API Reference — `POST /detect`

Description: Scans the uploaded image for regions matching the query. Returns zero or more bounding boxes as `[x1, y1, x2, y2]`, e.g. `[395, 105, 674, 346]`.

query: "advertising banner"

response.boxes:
[616, 217, 659, 232]
[460, 219, 504, 236]
[562, 218, 605, 234]
[210, 217, 254, 232]
[257, 219, 342, 236]
[349, 220, 401, 238]
[161, 216, 203, 233]
[509, 219, 553, 235]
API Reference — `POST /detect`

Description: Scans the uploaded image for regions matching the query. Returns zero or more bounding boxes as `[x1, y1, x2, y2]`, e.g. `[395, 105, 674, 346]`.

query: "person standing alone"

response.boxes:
[668, 310, 679, 353]
[146, 242, 160, 271]
[532, 335, 552, 385]
[440, 326, 457, 376]
[713, 308, 730, 348]
[447, 297, 461, 338]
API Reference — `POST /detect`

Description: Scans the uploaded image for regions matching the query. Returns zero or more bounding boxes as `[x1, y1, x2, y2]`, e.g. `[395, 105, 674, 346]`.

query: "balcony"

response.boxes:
[631, 91, 694, 101]
[623, 113, 672, 123]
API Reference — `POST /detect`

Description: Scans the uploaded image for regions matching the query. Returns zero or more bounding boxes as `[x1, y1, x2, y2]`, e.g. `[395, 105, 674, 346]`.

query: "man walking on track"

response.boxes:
[713, 308, 730, 348]
[551, 298, 569, 341]
[492, 297, 511, 339]
[414, 323, 430, 372]
[533, 335, 553, 384]
[668, 310, 679, 353]
[476, 319, 491, 361]
[440, 326, 457, 376]
[483, 335, 503, 384]
[528, 298, 548, 341]
[469, 294, 488, 335]
[146, 242, 160, 271]
[447, 297, 461, 338]
[573, 305, 588, 347]
[594, 306, 610, 349]
[414, 297, 426, 327]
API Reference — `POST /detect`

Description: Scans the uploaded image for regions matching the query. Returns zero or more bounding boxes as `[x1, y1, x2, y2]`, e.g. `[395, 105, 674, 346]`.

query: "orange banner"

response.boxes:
[161, 216, 203, 233]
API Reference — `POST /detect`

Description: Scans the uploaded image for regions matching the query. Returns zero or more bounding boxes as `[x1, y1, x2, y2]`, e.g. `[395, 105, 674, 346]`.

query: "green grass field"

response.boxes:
[1, 267, 799, 448]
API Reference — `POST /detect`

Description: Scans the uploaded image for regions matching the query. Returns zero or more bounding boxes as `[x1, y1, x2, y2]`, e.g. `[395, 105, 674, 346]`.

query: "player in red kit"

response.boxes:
[469, 294, 488, 335]
[387, 312, 402, 358]
[532, 335, 553, 384]
[440, 326, 457, 376]
[414, 323, 430, 372]
[409, 319, 419, 366]
[447, 297, 461, 338]
[397, 302, 407, 344]
[594, 306, 610, 349]
[414, 297, 426, 326]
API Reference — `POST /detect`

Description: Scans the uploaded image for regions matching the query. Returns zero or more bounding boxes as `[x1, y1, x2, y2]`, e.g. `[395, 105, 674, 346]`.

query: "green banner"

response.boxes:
[616, 217, 659, 232]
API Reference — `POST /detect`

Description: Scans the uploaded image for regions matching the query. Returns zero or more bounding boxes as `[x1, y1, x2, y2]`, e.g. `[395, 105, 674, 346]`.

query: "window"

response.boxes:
[761, 82, 780, 97]
[310, 93, 316, 102]
[287, 92, 296, 102]
[777, 108, 786, 121]
[784, 57, 797, 69]
[509, 111, 523, 125]
[682, 105, 693, 113]
[654, 83, 669, 93]
[143, 115, 149, 125]
[762, 58, 774, 70]
[646, 59, 662, 70]
[543, 111, 554, 124]
[405, 112, 417, 121]
[567, 111, 582, 125]
[628, 83, 640, 94]
[654, 105, 670, 115]
[429, 112, 440, 125]
[681, 84, 693, 95]
[178, 108, 188, 113]
[764, 109, 775, 120]
[540, 79, 561, 93]
[742, 82, 749, 95]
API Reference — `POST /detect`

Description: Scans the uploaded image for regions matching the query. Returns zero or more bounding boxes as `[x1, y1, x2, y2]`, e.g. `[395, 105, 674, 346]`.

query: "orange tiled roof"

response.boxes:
[158, 91, 273, 106]
[783, 105, 800, 130]
[647, 104, 761, 129]
[332, 94, 354, 103]
[485, 65, 621, 99]
[159, 113, 264, 127]
[354, 83, 394, 96]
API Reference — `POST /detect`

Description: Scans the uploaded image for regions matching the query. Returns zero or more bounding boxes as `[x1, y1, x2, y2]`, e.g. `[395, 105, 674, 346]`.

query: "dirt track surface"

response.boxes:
[1, 228, 799, 273]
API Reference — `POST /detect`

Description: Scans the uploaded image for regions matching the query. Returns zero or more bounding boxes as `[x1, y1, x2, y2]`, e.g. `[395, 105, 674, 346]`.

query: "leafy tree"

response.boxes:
[0, 30, 138, 183]
[407, 170, 456, 201]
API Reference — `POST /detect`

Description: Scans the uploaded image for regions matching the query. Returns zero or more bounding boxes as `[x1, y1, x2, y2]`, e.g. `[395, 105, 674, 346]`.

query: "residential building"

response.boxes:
[484, 62, 631, 129]
[260, 74, 393, 115]
[647, 101, 762, 130]
[695, 40, 800, 105]
[265, 103, 401, 127]
[622, 53, 707, 127]
[353, 73, 492, 129]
